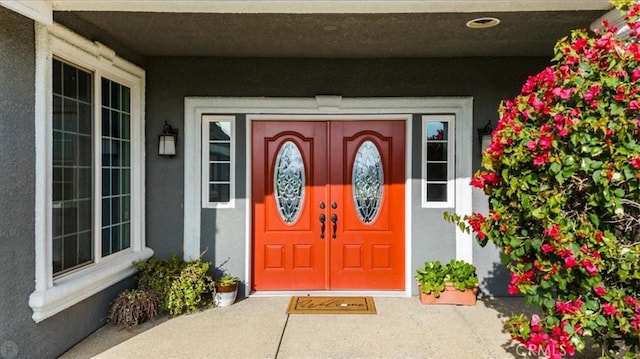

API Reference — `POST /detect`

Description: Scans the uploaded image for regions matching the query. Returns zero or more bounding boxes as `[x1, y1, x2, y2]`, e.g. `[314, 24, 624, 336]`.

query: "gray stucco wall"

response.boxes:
[145, 56, 549, 296]
[0, 8, 133, 358]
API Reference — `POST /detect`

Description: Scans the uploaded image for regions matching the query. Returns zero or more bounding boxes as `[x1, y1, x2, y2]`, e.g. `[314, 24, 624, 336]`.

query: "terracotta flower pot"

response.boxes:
[418, 283, 477, 306]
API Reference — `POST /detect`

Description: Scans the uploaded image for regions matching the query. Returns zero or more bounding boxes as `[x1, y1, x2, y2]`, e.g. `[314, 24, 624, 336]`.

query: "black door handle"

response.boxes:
[319, 214, 326, 239]
[331, 214, 338, 239]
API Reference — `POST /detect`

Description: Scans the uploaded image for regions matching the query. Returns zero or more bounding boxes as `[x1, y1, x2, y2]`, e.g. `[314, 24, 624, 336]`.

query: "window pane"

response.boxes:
[102, 108, 110, 138]
[209, 183, 230, 202]
[122, 142, 130, 167]
[111, 169, 120, 195]
[78, 168, 91, 198]
[78, 135, 92, 167]
[111, 196, 120, 223]
[122, 195, 130, 221]
[63, 63, 77, 98]
[102, 168, 110, 196]
[209, 163, 230, 182]
[122, 87, 130, 113]
[210, 121, 231, 140]
[102, 139, 111, 167]
[427, 163, 448, 181]
[63, 202, 78, 237]
[102, 198, 110, 225]
[102, 79, 110, 107]
[209, 143, 230, 161]
[53, 60, 62, 95]
[63, 235, 78, 269]
[78, 199, 92, 232]
[122, 169, 130, 194]
[121, 223, 131, 249]
[78, 103, 91, 135]
[427, 184, 448, 202]
[111, 139, 120, 166]
[53, 167, 63, 202]
[78, 70, 91, 103]
[110, 111, 120, 138]
[78, 232, 92, 263]
[102, 227, 111, 256]
[122, 114, 130, 140]
[426, 143, 447, 162]
[53, 96, 63, 130]
[52, 237, 63, 273]
[426, 121, 448, 140]
[63, 99, 78, 132]
[110, 81, 120, 109]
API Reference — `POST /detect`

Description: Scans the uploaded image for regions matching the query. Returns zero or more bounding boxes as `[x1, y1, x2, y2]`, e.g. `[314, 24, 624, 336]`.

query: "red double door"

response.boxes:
[252, 120, 405, 290]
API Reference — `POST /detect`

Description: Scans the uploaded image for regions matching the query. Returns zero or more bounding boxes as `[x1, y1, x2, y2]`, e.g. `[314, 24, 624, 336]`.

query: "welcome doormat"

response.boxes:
[286, 296, 377, 314]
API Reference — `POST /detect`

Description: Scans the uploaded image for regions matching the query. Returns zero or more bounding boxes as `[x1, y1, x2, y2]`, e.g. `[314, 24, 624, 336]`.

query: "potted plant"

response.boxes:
[415, 259, 478, 306]
[215, 274, 240, 307]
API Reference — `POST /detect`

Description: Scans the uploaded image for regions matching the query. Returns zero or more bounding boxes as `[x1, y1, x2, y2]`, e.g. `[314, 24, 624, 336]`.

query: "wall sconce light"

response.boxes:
[477, 120, 493, 155]
[158, 121, 179, 156]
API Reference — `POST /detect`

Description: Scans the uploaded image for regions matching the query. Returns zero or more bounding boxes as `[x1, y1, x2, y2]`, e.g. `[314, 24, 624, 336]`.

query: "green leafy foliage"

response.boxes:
[415, 260, 478, 297]
[446, 1, 640, 357]
[107, 289, 160, 328]
[134, 255, 216, 316]
[216, 274, 240, 287]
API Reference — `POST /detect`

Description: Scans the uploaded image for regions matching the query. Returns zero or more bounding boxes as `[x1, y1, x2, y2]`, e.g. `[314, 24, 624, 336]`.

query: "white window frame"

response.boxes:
[422, 114, 455, 208]
[201, 115, 236, 209]
[30, 22, 153, 323]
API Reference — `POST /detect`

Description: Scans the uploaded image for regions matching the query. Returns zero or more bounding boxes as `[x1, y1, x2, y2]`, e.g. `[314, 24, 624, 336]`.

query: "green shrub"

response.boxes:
[166, 260, 216, 316]
[134, 255, 216, 316]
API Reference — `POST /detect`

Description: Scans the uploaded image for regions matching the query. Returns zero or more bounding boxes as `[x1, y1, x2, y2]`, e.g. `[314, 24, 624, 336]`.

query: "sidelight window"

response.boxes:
[202, 115, 235, 208]
[422, 115, 455, 207]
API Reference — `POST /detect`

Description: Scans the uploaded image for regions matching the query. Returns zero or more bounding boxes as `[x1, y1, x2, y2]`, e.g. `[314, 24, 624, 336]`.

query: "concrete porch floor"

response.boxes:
[60, 296, 603, 358]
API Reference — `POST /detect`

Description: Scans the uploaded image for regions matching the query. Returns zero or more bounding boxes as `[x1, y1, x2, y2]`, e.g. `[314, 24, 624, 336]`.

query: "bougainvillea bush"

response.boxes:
[446, 1, 640, 357]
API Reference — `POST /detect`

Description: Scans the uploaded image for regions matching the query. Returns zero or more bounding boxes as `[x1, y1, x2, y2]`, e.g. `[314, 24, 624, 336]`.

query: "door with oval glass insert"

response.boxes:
[252, 120, 404, 290]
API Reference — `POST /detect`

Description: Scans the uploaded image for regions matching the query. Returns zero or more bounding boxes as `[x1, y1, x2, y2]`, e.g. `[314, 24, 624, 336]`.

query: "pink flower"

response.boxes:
[624, 296, 638, 307]
[541, 244, 554, 254]
[508, 284, 519, 295]
[552, 87, 573, 100]
[582, 260, 598, 276]
[632, 69, 640, 82]
[533, 152, 550, 166]
[602, 303, 618, 316]
[594, 286, 607, 296]
[564, 255, 577, 268]
[531, 314, 541, 326]
[629, 100, 640, 110]
[584, 84, 601, 101]
[526, 141, 536, 150]
[538, 134, 553, 149]
[543, 224, 561, 239]
[631, 157, 640, 169]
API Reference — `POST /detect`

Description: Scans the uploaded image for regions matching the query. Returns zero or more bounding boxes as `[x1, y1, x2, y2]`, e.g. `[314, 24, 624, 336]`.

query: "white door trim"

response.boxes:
[183, 96, 473, 295]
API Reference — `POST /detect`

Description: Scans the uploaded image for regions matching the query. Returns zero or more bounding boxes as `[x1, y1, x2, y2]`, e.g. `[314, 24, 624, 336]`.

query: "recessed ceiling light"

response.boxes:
[466, 17, 501, 29]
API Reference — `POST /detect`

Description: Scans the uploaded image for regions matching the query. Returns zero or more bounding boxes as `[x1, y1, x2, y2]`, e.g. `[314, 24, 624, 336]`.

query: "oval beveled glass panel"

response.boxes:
[352, 140, 384, 224]
[274, 141, 305, 224]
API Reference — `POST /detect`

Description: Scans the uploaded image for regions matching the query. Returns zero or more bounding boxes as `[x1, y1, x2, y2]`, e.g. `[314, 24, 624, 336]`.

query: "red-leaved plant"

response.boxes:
[446, 1, 640, 357]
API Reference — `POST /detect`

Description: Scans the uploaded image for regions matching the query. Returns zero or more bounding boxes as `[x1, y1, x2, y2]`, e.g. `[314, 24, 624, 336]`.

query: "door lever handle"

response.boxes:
[331, 214, 338, 239]
[319, 214, 326, 239]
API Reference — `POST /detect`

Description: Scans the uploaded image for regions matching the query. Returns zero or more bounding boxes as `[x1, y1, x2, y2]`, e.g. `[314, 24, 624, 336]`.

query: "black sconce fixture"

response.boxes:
[158, 121, 179, 156]
[477, 120, 493, 155]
